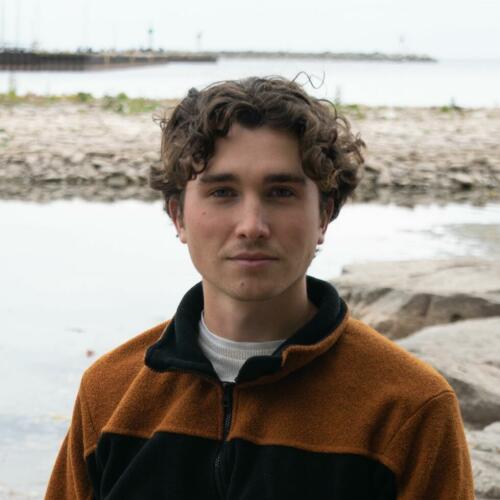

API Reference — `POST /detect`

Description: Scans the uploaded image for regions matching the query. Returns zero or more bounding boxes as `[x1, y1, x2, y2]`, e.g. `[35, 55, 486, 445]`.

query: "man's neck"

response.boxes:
[201, 277, 318, 342]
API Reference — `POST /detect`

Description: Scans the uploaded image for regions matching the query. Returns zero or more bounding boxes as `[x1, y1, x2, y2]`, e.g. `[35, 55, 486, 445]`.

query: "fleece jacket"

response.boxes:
[45, 276, 474, 499]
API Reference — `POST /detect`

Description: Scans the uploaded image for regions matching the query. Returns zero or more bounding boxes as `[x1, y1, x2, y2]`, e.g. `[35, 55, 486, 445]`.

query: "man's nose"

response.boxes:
[235, 198, 271, 240]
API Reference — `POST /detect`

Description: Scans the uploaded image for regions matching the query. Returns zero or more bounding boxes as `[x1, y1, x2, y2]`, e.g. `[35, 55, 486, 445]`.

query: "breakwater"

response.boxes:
[0, 50, 217, 71]
[0, 49, 436, 72]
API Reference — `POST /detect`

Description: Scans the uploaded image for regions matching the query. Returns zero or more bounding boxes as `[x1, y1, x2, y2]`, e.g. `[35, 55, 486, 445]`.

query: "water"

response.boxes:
[1, 199, 499, 497]
[2, 57, 500, 107]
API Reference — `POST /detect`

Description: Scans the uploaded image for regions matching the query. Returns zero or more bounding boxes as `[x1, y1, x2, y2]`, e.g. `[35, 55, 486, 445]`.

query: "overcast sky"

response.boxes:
[1, 0, 499, 59]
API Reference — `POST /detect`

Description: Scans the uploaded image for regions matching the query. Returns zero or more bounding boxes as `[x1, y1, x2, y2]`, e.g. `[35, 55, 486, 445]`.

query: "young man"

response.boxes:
[46, 77, 474, 499]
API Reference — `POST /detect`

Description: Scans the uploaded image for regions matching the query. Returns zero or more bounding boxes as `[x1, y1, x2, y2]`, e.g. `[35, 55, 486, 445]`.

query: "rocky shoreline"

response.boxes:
[334, 258, 500, 499]
[1, 101, 499, 205]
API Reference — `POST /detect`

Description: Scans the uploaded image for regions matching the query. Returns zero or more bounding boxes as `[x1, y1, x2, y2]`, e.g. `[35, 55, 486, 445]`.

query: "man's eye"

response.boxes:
[270, 187, 295, 197]
[210, 188, 236, 198]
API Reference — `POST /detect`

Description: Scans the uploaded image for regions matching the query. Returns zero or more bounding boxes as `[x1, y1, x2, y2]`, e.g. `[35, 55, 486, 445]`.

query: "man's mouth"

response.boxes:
[230, 253, 278, 261]
[228, 253, 278, 267]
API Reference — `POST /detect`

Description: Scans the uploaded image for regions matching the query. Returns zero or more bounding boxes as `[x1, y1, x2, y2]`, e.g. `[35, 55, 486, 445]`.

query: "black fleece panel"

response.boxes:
[91, 432, 220, 499]
[227, 440, 397, 500]
[86, 453, 102, 500]
[89, 433, 396, 500]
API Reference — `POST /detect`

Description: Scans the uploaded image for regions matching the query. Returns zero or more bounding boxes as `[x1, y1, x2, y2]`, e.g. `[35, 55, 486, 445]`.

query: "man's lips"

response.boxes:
[227, 253, 279, 268]
[228, 253, 278, 261]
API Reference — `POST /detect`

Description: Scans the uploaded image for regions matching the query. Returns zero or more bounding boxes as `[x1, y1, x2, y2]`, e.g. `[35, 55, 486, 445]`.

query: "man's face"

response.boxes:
[170, 124, 331, 304]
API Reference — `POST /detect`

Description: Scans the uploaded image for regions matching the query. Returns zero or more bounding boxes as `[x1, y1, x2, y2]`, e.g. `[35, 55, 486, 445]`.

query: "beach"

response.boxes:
[1, 98, 499, 205]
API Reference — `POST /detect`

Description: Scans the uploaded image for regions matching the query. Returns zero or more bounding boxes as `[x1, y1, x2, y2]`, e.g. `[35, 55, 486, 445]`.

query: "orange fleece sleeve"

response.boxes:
[45, 383, 96, 500]
[383, 390, 474, 499]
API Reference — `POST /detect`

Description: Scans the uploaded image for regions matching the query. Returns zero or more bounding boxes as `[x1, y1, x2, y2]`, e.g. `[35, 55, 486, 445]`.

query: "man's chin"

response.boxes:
[225, 282, 284, 303]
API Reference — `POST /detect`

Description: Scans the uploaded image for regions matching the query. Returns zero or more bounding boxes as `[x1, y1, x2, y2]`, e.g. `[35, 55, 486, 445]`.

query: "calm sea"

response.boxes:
[1, 57, 500, 107]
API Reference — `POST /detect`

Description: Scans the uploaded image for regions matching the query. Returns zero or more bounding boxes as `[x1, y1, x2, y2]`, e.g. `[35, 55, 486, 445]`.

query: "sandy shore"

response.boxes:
[1, 101, 499, 204]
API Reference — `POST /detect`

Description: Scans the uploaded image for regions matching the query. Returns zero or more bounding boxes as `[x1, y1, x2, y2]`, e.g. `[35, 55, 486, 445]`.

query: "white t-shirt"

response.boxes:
[198, 312, 286, 382]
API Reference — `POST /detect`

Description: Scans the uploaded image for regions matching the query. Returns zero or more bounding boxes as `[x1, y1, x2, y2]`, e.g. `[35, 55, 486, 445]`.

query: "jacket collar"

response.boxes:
[145, 275, 348, 384]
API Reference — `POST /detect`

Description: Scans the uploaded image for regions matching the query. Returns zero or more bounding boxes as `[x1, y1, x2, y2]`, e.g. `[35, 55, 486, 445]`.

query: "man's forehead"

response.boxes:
[212, 124, 300, 156]
[194, 123, 310, 185]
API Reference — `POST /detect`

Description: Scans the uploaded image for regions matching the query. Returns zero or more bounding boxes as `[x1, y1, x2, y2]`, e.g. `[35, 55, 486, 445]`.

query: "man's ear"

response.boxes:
[318, 197, 334, 245]
[168, 198, 187, 243]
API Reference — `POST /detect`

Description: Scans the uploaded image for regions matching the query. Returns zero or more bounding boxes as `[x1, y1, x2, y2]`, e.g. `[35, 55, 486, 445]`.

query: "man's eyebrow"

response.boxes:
[199, 173, 237, 183]
[263, 173, 306, 184]
[198, 172, 307, 184]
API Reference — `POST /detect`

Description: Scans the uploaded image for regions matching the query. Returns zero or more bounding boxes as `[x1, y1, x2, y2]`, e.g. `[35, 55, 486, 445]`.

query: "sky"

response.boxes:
[1, 0, 499, 59]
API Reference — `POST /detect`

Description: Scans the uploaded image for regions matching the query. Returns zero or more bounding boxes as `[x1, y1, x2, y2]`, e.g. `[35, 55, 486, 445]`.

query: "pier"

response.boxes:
[0, 50, 217, 71]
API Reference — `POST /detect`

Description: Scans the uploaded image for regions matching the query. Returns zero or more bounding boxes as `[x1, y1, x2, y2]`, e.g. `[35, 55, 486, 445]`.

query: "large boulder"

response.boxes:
[399, 317, 500, 498]
[398, 317, 500, 427]
[467, 422, 500, 499]
[334, 258, 500, 338]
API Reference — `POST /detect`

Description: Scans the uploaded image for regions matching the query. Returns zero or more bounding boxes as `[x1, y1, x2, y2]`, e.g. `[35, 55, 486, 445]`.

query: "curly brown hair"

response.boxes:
[150, 76, 365, 221]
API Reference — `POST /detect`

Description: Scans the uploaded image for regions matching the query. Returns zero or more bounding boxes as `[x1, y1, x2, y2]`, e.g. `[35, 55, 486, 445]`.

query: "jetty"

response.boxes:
[0, 48, 437, 72]
[0, 50, 217, 71]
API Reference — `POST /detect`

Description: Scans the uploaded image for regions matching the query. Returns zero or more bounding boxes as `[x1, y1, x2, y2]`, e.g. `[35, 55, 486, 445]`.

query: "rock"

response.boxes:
[24, 154, 39, 167]
[91, 158, 115, 174]
[49, 156, 64, 170]
[0, 163, 26, 180]
[451, 172, 474, 189]
[364, 162, 383, 173]
[475, 157, 491, 167]
[70, 152, 86, 164]
[377, 167, 392, 187]
[398, 317, 500, 427]
[467, 422, 500, 499]
[142, 151, 160, 163]
[334, 258, 500, 338]
[105, 173, 130, 188]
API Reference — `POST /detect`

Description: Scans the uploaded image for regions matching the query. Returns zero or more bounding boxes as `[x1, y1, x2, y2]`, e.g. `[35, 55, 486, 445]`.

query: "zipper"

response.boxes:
[214, 382, 234, 499]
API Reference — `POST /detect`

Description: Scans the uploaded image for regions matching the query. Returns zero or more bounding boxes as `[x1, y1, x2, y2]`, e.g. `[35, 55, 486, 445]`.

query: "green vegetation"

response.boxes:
[0, 91, 369, 119]
[439, 104, 463, 113]
[0, 91, 175, 114]
[74, 92, 93, 103]
[337, 103, 366, 119]
[0, 92, 421, 120]
[438, 98, 463, 113]
[101, 93, 160, 114]
[0, 78, 23, 104]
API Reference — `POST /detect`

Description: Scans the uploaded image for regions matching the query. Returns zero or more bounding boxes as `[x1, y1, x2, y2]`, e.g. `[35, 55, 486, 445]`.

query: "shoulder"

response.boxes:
[331, 316, 453, 408]
[301, 316, 472, 492]
[70, 321, 168, 456]
[315, 316, 463, 471]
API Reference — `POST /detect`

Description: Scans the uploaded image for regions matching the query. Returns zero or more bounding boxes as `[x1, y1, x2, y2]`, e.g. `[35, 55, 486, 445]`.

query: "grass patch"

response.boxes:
[438, 98, 463, 113]
[101, 93, 160, 114]
[337, 103, 366, 119]
[439, 104, 462, 113]
[0, 92, 175, 114]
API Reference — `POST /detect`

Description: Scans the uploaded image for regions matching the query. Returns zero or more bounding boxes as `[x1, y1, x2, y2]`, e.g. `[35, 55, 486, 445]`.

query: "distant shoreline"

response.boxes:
[0, 48, 436, 73]
[216, 51, 436, 62]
